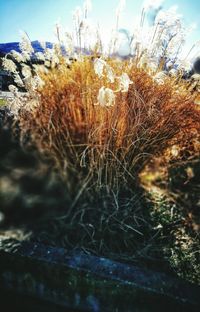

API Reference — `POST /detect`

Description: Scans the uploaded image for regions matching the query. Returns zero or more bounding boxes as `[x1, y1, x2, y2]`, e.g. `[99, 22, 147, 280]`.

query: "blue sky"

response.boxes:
[0, 0, 199, 51]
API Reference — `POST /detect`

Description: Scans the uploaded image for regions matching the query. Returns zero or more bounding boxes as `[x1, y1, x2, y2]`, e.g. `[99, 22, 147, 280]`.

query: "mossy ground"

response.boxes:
[140, 159, 200, 285]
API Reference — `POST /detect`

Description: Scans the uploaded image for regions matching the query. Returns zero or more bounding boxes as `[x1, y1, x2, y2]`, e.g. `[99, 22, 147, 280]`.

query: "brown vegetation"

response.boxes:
[18, 57, 200, 202]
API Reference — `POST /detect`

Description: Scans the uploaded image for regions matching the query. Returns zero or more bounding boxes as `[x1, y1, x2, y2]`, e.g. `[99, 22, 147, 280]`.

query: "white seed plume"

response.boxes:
[94, 58, 115, 82]
[118, 73, 133, 92]
[51, 54, 60, 68]
[31, 76, 45, 90]
[169, 69, 177, 77]
[107, 66, 115, 83]
[19, 32, 34, 55]
[44, 60, 51, 67]
[33, 64, 49, 74]
[191, 74, 200, 81]
[35, 52, 45, 61]
[74, 6, 82, 19]
[138, 53, 149, 67]
[94, 58, 106, 77]
[97, 87, 115, 107]
[73, 6, 82, 27]
[155, 6, 181, 26]
[153, 71, 167, 85]
[2, 58, 17, 73]
[8, 84, 18, 94]
[176, 59, 192, 72]
[21, 64, 32, 79]
[14, 74, 24, 87]
[64, 32, 74, 54]
[116, 0, 126, 22]
[11, 50, 25, 63]
[83, 0, 92, 18]
[54, 21, 61, 41]
[39, 41, 46, 50]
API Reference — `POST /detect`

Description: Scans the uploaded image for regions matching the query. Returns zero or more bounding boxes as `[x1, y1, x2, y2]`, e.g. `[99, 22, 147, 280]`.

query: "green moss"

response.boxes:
[0, 98, 6, 106]
[148, 190, 200, 285]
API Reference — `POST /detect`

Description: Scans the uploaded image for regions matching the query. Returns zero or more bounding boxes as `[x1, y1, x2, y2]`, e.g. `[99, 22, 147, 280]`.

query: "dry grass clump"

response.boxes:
[18, 56, 200, 202]
[3, 0, 200, 203]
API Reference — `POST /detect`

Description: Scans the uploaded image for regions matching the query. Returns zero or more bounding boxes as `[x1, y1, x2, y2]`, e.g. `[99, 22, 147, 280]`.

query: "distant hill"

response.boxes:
[0, 41, 53, 56]
[0, 41, 91, 58]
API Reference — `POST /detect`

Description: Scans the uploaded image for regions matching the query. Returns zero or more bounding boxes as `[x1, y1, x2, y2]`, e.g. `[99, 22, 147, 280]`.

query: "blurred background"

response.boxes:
[0, 0, 199, 56]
